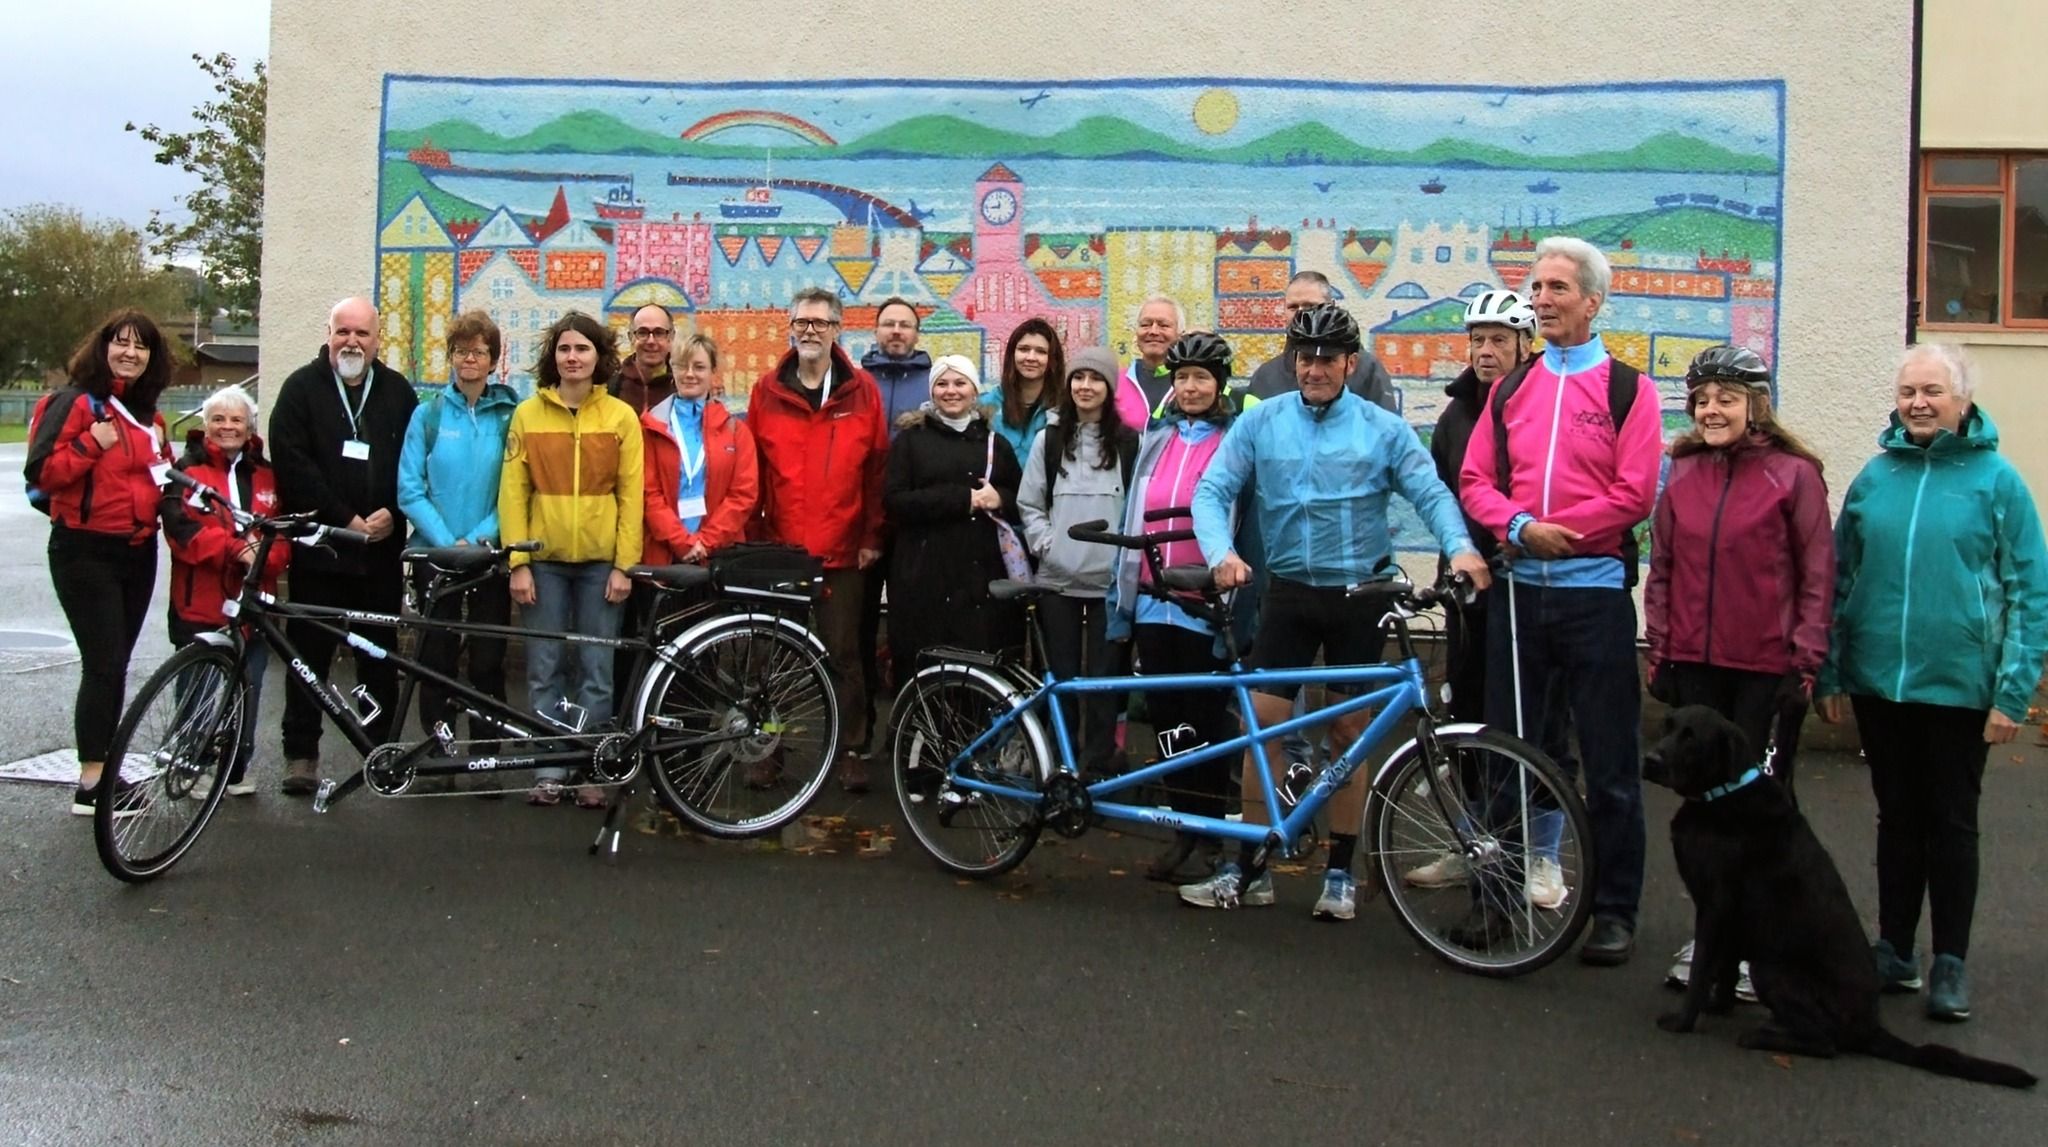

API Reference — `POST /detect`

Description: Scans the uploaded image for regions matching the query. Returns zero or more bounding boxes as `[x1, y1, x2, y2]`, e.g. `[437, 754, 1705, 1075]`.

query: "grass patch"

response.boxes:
[0, 424, 28, 445]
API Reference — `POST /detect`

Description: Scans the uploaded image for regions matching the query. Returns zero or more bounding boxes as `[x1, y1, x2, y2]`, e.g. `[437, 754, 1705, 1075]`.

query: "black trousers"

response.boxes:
[281, 564, 404, 760]
[49, 527, 157, 763]
[1037, 594, 1125, 775]
[1852, 696, 1991, 959]
[1664, 662, 1795, 803]
[414, 569, 511, 742]
[859, 538, 889, 751]
[1135, 623, 1233, 819]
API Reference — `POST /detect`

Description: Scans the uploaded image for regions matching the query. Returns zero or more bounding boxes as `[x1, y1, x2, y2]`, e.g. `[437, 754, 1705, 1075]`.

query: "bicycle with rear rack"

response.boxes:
[90, 467, 841, 883]
[887, 513, 1596, 976]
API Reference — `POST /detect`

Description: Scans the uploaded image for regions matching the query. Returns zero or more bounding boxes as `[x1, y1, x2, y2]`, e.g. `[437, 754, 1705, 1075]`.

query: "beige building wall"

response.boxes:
[263, 0, 1912, 494]
[1921, 0, 2048, 501]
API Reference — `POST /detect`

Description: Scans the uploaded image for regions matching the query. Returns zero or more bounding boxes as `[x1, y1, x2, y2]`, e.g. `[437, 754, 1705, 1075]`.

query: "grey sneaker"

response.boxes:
[1927, 954, 1971, 1022]
[281, 758, 319, 797]
[1178, 863, 1275, 909]
[1872, 939, 1923, 993]
[1312, 870, 1357, 921]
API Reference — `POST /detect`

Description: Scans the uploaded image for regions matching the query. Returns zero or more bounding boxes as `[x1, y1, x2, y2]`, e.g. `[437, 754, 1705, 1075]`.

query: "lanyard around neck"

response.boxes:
[333, 370, 373, 439]
[669, 401, 706, 485]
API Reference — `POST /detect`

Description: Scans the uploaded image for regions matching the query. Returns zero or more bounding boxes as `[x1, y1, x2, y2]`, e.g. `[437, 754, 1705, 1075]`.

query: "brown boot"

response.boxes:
[837, 751, 870, 794]
[281, 758, 319, 797]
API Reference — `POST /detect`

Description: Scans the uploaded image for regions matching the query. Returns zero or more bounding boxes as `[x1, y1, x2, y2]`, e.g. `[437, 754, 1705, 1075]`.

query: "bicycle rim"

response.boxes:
[640, 619, 839, 837]
[1370, 728, 1595, 976]
[890, 666, 1047, 878]
[95, 646, 244, 883]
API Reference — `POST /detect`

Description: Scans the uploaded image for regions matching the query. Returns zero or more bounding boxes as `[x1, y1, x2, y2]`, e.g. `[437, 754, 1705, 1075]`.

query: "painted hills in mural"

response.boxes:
[385, 112, 1777, 174]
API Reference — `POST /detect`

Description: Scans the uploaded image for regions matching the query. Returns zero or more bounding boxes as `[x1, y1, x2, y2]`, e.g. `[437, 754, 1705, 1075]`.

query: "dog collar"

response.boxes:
[1700, 766, 1764, 802]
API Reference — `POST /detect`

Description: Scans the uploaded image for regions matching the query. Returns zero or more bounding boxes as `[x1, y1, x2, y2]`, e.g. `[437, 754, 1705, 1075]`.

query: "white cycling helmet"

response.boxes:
[1463, 290, 1536, 332]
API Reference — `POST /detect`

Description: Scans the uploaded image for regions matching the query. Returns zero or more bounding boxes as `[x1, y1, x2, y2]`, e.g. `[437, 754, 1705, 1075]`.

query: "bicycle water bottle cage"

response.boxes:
[348, 685, 383, 728]
[541, 698, 590, 734]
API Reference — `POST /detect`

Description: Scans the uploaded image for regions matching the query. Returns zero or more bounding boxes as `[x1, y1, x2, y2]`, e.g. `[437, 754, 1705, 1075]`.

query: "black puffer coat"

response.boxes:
[883, 407, 1024, 681]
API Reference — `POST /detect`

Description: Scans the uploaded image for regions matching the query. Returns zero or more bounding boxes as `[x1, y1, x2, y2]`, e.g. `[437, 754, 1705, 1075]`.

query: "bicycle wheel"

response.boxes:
[635, 614, 839, 838]
[94, 643, 248, 883]
[890, 662, 1050, 878]
[1367, 726, 1595, 977]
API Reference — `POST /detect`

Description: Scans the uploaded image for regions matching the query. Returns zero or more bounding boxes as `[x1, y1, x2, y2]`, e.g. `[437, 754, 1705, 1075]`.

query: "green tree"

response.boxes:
[0, 205, 189, 386]
[128, 52, 265, 320]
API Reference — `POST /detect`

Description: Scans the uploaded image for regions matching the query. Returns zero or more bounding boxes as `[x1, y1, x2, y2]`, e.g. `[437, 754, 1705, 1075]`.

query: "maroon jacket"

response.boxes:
[745, 344, 889, 570]
[1644, 437, 1835, 679]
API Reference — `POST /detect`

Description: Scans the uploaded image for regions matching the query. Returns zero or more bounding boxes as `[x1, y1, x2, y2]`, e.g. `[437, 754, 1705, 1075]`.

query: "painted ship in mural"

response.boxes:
[1419, 175, 1447, 194]
[1526, 178, 1560, 194]
[406, 139, 451, 169]
[593, 178, 645, 220]
[720, 149, 782, 219]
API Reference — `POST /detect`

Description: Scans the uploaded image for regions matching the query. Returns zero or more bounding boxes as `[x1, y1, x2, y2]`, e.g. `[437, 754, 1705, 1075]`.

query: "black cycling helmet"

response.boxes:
[1164, 330, 1233, 383]
[1685, 345, 1770, 389]
[1285, 302, 1362, 357]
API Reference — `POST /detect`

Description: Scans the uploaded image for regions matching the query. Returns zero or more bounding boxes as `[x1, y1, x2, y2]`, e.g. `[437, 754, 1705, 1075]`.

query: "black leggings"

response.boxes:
[1135, 623, 1233, 819]
[1036, 594, 1125, 775]
[1852, 696, 1990, 960]
[49, 527, 158, 763]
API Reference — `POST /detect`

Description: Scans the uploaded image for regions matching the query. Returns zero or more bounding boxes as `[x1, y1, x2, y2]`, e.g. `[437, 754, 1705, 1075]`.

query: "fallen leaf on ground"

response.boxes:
[1108, 869, 1127, 877]
[1770, 1055, 1793, 1069]
[1673, 1130, 1701, 1142]
[338, 1038, 351, 1046]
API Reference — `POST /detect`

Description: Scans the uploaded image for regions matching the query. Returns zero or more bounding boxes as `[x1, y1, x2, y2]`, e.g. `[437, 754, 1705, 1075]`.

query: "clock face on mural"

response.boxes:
[979, 188, 1018, 226]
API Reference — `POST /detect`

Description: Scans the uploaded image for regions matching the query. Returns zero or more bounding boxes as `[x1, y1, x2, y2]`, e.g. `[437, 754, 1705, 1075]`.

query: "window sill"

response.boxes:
[1919, 328, 2048, 348]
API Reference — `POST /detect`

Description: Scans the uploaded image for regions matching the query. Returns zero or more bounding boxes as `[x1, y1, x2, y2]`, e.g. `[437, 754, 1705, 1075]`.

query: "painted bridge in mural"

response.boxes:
[661, 172, 923, 228]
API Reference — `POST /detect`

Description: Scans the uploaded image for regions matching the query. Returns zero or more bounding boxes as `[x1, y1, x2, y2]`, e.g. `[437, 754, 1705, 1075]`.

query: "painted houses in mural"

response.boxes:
[377, 77, 1781, 430]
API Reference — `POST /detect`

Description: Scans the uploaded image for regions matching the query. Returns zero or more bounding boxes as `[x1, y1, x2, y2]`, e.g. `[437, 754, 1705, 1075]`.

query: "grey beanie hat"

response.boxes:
[1065, 346, 1119, 385]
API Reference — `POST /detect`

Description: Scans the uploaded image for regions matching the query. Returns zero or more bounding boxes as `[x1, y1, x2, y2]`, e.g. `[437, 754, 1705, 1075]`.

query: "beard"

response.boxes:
[335, 348, 368, 381]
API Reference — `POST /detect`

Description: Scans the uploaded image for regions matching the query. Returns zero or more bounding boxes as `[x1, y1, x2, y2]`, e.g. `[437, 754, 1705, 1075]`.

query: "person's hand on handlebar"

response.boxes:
[1212, 552, 1252, 590]
[1449, 550, 1492, 592]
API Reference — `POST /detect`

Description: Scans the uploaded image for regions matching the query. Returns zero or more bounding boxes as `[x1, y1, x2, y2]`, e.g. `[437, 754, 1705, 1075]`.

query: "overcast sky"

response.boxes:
[0, 1, 270, 228]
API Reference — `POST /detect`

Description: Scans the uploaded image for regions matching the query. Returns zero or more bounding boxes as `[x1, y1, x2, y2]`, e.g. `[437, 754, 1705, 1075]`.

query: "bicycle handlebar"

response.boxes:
[169, 467, 368, 547]
[1065, 519, 1198, 549]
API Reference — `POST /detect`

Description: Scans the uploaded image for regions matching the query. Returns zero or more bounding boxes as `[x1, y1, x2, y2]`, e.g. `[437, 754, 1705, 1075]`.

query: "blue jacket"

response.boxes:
[862, 347, 932, 440]
[1819, 407, 2048, 721]
[980, 391, 1051, 467]
[396, 382, 519, 547]
[1194, 390, 1476, 587]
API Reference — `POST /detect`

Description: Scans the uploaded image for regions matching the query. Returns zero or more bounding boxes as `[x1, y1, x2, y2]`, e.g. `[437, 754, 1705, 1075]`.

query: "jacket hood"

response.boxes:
[893, 404, 991, 432]
[767, 343, 865, 407]
[1879, 404, 1999, 456]
[862, 346, 932, 371]
[438, 380, 520, 412]
[179, 427, 268, 468]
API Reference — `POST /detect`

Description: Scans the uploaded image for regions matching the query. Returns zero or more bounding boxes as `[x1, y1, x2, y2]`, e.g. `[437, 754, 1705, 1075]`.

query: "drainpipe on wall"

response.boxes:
[1905, 0, 1925, 345]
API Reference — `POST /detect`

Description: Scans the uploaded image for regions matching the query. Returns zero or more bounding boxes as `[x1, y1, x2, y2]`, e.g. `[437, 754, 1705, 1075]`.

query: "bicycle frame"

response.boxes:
[940, 654, 1432, 859]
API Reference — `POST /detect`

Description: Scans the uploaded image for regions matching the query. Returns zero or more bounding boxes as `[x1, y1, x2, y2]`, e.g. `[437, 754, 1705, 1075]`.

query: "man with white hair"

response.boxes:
[1113, 295, 1182, 430]
[267, 296, 418, 796]
[1458, 237, 1662, 966]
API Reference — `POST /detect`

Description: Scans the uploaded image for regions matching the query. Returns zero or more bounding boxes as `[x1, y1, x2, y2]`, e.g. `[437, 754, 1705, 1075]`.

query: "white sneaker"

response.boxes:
[1313, 870, 1357, 921]
[1666, 939, 1696, 988]
[225, 777, 257, 797]
[1403, 852, 1468, 888]
[1525, 856, 1568, 910]
[1178, 864, 1275, 909]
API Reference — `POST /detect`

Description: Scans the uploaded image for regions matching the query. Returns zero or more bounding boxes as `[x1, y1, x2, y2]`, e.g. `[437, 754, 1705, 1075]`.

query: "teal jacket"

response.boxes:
[1819, 407, 2048, 721]
[396, 382, 519, 548]
[980, 391, 1050, 468]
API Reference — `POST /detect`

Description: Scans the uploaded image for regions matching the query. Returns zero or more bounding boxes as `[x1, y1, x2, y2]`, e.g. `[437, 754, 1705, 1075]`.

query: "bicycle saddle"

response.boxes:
[401, 546, 500, 573]
[1159, 564, 1217, 595]
[628, 564, 713, 591]
[988, 578, 1055, 602]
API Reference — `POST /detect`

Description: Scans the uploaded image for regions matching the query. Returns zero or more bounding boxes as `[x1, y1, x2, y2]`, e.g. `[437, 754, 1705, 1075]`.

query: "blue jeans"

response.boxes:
[524, 561, 623, 783]
[1485, 578, 1644, 927]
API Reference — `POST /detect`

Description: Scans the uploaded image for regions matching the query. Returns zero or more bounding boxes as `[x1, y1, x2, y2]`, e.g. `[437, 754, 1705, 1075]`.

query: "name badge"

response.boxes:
[341, 439, 372, 461]
[678, 495, 708, 520]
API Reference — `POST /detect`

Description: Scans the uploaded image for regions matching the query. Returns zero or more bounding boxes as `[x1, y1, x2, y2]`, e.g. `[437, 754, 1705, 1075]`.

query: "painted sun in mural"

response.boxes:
[1192, 88, 1239, 135]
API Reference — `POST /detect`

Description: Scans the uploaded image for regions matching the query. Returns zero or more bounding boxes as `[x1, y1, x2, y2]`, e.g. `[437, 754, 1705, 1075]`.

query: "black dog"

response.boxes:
[1642, 705, 2035, 1089]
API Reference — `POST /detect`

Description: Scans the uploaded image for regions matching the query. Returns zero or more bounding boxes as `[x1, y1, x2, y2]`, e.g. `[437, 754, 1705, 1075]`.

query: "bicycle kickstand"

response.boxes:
[589, 780, 632, 863]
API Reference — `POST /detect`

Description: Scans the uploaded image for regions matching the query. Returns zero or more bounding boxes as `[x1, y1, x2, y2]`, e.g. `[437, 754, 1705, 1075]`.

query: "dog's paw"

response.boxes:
[1656, 1011, 1697, 1034]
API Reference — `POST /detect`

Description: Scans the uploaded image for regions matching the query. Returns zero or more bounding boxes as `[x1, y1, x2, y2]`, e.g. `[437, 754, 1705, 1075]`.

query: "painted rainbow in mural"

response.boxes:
[679, 109, 838, 146]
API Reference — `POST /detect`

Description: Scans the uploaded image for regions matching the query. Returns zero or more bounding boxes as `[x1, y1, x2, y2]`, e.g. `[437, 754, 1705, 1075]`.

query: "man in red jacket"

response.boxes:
[747, 287, 890, 791]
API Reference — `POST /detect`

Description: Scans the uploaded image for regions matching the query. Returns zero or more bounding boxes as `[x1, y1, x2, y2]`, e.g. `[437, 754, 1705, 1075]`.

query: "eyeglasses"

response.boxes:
[451, 346, 492, 360]
[632, 327, 674, 342]
[790, 318, 841, 333]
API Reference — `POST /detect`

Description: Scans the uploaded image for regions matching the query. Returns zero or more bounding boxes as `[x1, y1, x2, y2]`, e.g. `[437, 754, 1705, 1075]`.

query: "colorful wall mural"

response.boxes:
[375, 75, 1786, 440]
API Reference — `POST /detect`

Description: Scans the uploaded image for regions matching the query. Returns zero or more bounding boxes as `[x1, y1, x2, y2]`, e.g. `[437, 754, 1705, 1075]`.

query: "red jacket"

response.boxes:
[745, 345, 889, 570]
[162, 432, 290, 625]
[641, 395, 759, 564]
[1644, 437, 1835, 678]
[25, 383, 172, 542]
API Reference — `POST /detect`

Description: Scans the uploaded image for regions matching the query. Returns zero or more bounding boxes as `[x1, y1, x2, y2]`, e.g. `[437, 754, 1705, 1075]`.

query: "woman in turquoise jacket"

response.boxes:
[1818, 343, 2048, 1024]
[395, 311, 520, 789]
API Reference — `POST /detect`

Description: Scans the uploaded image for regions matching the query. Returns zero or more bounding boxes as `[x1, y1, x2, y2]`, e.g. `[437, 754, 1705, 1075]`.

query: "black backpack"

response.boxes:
[1488, 357, 1644, 587]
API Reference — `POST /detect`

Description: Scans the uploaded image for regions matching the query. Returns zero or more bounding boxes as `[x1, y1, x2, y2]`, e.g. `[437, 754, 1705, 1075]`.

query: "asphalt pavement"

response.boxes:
[2, 440, 2044, 1145]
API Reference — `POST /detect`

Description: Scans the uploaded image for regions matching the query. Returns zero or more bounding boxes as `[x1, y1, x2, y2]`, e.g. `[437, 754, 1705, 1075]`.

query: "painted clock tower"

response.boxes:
[972, 163, 1024, 265]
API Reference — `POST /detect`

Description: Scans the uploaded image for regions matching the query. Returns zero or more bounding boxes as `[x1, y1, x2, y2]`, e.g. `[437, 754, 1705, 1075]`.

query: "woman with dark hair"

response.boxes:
[499, 311, 644, 807]
[1016, 346, 1137, 777]
[1646, 345, 1835, 994]
[981, 318, 1063, 466]
[24, 308, 176, 815]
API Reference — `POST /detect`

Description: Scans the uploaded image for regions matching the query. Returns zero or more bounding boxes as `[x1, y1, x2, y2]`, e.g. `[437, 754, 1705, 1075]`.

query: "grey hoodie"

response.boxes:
[1017, 415, 1127, 596]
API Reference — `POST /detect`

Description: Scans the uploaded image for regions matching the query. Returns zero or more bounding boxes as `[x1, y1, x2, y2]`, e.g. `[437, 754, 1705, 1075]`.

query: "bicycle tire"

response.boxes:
[633, 614, 839, 838]
[889, 661, 1051, 878]
[94, 643, 247, 883]
[1367, 726, 1596, 977]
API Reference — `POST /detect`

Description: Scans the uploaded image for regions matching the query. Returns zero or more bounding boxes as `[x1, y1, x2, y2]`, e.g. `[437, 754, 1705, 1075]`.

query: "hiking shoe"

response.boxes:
[1313, 870, 1357, 921]
[1403, 852, 1468, 888]
[281, 758, 319, 797]
[1179, 863, 1275, 909]
[1872, 939, 1923, 993]
[1525, 856, 1568, 910]
[838, 752, 870, 795]
[1927, 955, 1971, 1022]
[744, 754, 784, 790]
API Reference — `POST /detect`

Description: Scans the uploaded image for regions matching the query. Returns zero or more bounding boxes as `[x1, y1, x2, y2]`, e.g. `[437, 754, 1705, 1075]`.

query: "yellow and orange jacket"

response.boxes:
[499, 385, 644, 570]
